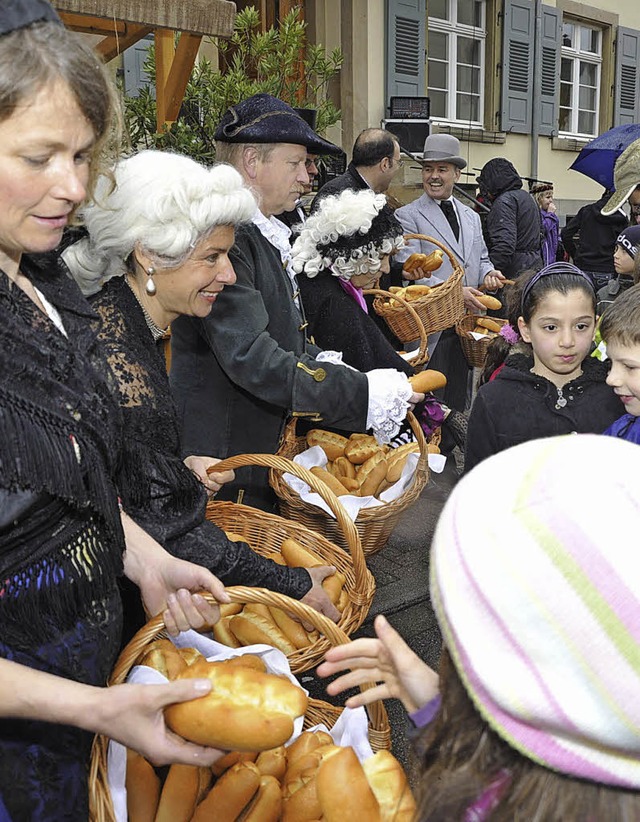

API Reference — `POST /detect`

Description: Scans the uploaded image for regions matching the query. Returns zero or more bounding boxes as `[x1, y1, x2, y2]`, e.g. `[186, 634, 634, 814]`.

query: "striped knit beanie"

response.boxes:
[430, 434, 640, 788]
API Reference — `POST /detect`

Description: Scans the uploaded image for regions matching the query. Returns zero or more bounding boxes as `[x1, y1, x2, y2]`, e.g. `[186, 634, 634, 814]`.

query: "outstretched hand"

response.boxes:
[316, 614, 439, 713]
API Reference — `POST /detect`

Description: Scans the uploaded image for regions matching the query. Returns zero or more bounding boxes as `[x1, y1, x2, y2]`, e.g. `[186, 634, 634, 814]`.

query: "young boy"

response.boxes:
[600, 282, 640, 443]
[597, 225, 640, 316]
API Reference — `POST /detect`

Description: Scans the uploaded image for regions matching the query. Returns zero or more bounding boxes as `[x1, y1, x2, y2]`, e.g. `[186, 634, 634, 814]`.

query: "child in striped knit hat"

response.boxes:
[319, 434, 640, 820]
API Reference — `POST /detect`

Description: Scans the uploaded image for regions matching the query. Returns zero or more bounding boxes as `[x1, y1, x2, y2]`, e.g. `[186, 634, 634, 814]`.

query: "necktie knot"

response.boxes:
[440, 200, 460, 242]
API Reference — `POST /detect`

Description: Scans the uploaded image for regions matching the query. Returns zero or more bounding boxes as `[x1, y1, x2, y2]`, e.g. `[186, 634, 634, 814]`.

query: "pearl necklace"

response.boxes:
[125, 276, 169, 342]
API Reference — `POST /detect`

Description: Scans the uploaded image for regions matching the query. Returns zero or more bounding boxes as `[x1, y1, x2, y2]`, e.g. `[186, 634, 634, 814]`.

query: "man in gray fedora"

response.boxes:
[394, 135, 504, 450]
[169, 94, 423, 509]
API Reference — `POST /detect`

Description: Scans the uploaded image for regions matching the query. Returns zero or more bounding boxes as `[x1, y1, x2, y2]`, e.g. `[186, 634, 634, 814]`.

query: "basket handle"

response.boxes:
[402, 233, 464, 276]
[362, 287, 428, 366]
[110, 587, 388, 735]
[207, 452, 369, 600]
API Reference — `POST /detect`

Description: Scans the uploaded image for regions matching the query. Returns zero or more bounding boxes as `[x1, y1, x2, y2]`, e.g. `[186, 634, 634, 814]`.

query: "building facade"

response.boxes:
[306, 0, 640, 219]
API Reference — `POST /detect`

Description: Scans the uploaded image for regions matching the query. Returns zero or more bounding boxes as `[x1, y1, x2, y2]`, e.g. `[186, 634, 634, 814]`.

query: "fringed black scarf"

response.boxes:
[0, 253, 125, 603]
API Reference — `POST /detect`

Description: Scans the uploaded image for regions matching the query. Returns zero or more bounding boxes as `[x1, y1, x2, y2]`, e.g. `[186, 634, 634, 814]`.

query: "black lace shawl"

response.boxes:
[90, 277, 311, 599]
[0, 253, 125, 638]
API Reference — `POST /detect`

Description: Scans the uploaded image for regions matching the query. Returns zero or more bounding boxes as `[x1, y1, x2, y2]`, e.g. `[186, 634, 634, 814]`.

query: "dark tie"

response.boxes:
[440, 200, 460, 242]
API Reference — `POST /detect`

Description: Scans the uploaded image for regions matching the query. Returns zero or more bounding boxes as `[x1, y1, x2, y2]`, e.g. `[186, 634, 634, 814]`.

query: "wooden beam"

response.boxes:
[58, 11, 126, 34]
[164, 34, 203, 123]
[155, 29, 175, 133]
[94, 23, 153, 62]
[52, 1, 237, 38]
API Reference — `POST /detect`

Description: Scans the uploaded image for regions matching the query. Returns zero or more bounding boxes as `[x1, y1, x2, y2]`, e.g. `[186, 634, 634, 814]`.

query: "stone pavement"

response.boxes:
[300, 453, 462, 777]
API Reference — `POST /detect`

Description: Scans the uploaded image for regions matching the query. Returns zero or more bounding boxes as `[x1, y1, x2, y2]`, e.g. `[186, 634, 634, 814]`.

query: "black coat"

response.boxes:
[169, 223, 369, 510]
[478, 159, 543, 278]
[464, 352, 624, 474]
[561, 195, 628, 275]
[298, 272, 413, 376]
[310, 162, 369, 212]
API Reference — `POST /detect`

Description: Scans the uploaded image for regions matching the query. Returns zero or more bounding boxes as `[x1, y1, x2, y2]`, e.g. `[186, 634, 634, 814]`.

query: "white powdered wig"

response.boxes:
[63, 150, 256, 295]
[290, 188, 404, 280]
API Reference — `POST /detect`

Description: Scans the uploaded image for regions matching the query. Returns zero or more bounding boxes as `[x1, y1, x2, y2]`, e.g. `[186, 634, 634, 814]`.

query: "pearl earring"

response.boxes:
[145, 266, 157, 295]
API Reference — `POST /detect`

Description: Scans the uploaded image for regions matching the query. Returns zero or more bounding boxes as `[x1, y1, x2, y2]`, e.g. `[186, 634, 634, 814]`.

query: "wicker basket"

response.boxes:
[363, 286, 429, 367]
[373, 234, 465, 342]
[204, 453, 375, 672]
[89, 586, 391, 822]
[455, 313, 507, 369]
[270, 412, 430, 557]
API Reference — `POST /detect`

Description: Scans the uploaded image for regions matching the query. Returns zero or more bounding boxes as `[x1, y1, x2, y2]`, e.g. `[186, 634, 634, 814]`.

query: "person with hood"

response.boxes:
[561, 189, 628, 292]
[477, 158, 543, 280]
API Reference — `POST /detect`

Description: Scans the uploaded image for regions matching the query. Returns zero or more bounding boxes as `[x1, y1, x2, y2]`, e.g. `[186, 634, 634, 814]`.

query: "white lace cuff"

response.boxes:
[315, 350, 357, 371]
[365, 369, 412, 444]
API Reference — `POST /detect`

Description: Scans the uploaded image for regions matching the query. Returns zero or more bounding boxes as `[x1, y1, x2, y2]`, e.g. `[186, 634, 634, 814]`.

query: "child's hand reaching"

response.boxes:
[316, 614, 439, 714]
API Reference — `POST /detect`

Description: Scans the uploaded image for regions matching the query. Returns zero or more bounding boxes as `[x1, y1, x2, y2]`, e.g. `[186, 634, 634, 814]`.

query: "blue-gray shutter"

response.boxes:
[614, 26, 640, 125]
[501, 0, 534, 134]
[539, 4, 560, 136]
[386, 0, 426, 107]
[123, 34, 154, 98]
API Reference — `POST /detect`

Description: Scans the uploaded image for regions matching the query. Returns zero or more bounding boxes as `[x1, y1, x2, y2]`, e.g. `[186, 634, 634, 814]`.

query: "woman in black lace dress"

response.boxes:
[0, 5, 234, 820]
[64, 150, 340, 640]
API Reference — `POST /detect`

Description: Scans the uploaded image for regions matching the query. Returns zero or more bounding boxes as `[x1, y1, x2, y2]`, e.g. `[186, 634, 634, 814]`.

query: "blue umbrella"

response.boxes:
[568, 123, 640, 190]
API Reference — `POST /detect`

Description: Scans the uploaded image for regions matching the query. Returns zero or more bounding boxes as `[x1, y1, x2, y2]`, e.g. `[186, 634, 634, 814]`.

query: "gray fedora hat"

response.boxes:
[422, 134, 467, 169]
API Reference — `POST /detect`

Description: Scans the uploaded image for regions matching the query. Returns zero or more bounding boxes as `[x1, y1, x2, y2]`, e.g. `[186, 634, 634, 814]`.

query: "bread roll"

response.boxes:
[339, 476, 360, 493]
[229, 610, 298, 656]
[220, 602, 244, 618]
[238, 774, 282, 822]
[322, 570, 346, 605]
[225, 530, 250, 545]
[476, 316, 503, 333]
[476, 294, 502, 310]
[155, 763, 200, 822]
[178, 646, 204, 667]
[125, 750, 161, 822]
[164, 659, 308, 751]
[137, 639, 188, 681]
[269, 606, 311, 650]
[337, 589, 350, 612]
[362, 750, 416, 821]
[344, 434, 380, 465]
[317, 747, 381, 821]
[220, 653, 268, 673]
[357, 451, 388, 497]
[408, 369, 447, 394]
[282, 771, 322, 821]
[333, 455, 357, 480]
[403, 249, 443, 274]
[280, 539, 324, 569]
[306, 429, 348, 461]
[386, 442, 420, 483]
[212, 750, 258, 778]
[212, 616, 242, 648]
[255, 746, 287, 781]
[404, 284, 434, 298]
[310, 466, 350, 497]
[192, 761, 261, 822]
[286, 731, 334, 766]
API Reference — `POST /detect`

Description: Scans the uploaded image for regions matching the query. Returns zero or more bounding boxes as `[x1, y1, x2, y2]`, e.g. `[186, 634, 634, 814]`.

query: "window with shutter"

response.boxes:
[539, 5, 560, 136]
[428, 0, 486, 126]
[386, 0, 426, 106]
[614, 27, 640, 125]
[559, 19, 602, 137]
[123, 34, 155, 98]
[500, 0, 534, 134]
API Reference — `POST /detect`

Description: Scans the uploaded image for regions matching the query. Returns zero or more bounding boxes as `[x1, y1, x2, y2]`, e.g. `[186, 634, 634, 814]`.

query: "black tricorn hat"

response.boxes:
[214, 93, 341, 156]
[0, 0, 62, 37]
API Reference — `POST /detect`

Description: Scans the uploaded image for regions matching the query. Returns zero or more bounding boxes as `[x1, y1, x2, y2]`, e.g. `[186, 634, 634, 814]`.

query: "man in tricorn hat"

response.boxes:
[170, 94, 423, 509]
[393, 134, 504, 453]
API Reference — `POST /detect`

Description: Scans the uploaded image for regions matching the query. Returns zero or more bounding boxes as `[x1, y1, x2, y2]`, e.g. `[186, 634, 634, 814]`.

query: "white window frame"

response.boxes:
[559, 19, 602, 138]
[427, 0, 486, 127]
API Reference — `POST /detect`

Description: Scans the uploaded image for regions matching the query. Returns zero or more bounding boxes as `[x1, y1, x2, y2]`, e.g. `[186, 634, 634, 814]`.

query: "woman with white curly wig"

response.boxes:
[291, 189, 467, 447]
[64, 150, 340, 641]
